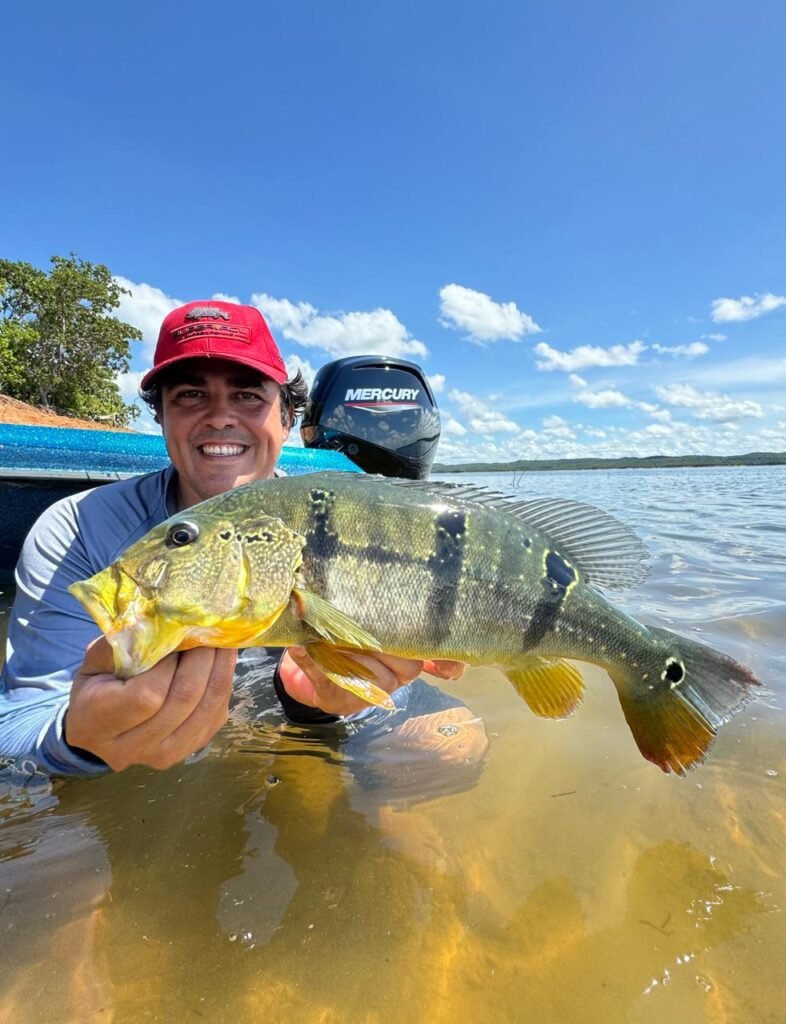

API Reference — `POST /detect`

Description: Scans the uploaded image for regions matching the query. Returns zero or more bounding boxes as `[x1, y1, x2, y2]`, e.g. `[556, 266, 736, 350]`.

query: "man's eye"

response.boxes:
[237, 391, 267, 402]
[175, 389, 203, 400]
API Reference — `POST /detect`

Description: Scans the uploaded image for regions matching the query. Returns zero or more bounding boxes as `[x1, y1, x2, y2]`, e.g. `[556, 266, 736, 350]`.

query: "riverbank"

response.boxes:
[434, 451, 786, 473]
[0, 394, 130, 431]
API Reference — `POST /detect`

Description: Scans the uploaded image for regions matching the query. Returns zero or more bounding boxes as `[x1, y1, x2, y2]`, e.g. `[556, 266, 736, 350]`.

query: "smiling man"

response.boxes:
[0, 300, 468, 775]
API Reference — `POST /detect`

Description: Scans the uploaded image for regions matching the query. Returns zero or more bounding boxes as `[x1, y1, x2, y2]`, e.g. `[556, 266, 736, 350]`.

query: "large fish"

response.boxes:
[70, 472, 759, 774]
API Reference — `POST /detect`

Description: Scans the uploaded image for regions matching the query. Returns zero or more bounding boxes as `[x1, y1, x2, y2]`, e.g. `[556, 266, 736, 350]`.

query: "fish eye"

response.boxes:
[165, 521, 200, 548]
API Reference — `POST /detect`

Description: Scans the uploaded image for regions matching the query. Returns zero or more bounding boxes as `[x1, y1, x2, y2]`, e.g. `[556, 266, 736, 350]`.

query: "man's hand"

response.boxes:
[278, 647, 466, 717]
[65, 637, 237, 771]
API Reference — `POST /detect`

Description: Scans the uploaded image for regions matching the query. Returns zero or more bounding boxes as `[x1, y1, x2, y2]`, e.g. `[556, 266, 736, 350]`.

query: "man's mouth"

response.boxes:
[197, 443, 249, 457]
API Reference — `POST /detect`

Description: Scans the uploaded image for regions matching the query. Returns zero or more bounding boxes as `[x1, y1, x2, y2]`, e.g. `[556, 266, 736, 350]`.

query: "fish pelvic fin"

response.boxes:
[292, 587, 382, 652]
[307, 643, 396, 710]
[610, 627, 760, 775]
[505, 658, 585, 719]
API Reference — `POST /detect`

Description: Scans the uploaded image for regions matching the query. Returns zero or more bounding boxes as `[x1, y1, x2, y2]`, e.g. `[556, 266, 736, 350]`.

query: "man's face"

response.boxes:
[158, 359, 291, 509]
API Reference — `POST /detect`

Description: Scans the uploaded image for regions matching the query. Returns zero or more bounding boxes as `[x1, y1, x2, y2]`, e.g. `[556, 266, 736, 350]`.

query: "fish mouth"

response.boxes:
[70, 565, 185, 677]
[69, 564, 125, 636]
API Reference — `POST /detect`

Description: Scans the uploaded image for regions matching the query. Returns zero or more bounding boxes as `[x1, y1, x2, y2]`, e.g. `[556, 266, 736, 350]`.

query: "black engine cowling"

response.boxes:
[300, 355, 441, 479]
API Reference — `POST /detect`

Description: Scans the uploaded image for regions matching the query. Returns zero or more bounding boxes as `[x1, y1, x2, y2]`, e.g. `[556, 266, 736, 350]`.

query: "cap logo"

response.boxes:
[185, 306, 231, 321]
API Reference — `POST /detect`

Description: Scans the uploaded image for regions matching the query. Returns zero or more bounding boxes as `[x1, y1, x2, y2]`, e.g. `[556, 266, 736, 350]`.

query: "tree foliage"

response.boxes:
[0, 254, 142, 425]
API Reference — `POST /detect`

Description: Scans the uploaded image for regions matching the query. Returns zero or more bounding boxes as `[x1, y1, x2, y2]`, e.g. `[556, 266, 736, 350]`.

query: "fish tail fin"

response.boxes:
[609, 627, 759, 775]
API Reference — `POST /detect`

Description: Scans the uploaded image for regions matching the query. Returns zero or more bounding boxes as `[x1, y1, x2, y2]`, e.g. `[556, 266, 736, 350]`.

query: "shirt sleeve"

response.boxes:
[0, 497, 109, 776]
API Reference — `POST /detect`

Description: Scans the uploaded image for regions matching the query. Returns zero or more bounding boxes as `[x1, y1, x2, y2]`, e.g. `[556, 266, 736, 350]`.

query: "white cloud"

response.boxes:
[253, 292, 427, 360]
[652, 341, 709, 359]
[711, 292, 786, 323]
[114, 276, 183, 359]
[116, 368, 145, 404]
[442, 414, 467, 437]
[574, 388, 633, 409]
[541, 415, 574, 438]
[641, 405, 672, 422]
[702, 333, 727, 342]
[542, 415, 567, 429]
[116, 369, 159, 434]
[428, 373, 446, 393]
[568, 373, 587, 388]
[438, 284, 541, 343]
[534, 339, 646, 372]
[285, 354, 318, 388]
[449, 388, 520, 434]
[680, 355, 786, 389]
[434, 410, 786, 465]
[253, 294, 317, 335]
[655, 383, 764, 423]
[572, 388, 674, 421]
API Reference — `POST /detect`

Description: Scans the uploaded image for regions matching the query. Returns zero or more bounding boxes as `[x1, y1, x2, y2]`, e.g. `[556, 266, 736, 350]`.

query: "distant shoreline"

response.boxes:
[433, 452, 786, 474]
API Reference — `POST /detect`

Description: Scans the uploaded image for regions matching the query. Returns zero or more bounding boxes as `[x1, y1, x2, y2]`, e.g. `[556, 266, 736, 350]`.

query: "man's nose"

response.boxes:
[203, 392, 238, 428]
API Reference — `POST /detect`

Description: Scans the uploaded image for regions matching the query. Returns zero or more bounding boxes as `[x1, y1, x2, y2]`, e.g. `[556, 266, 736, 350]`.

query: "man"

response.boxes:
[0, 300, 466, 776]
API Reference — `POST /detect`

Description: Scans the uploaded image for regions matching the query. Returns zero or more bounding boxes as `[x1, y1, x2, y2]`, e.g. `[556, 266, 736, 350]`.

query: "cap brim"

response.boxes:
[140, 352, 287, 391]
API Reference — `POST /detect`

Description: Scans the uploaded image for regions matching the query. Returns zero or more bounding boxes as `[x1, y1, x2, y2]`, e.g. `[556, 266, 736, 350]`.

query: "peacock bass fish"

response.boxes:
[69, 472, 759, 774]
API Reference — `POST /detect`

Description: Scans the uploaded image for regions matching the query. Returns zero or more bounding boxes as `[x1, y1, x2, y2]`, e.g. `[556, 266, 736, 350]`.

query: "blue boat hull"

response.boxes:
[0, 424, 358, 575]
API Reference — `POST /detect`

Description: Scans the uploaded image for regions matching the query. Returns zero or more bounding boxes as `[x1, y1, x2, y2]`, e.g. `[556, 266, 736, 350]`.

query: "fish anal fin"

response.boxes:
[307, 642, 395, 710]
[292, 587, 382, 652]
[505, 658, 585, 719]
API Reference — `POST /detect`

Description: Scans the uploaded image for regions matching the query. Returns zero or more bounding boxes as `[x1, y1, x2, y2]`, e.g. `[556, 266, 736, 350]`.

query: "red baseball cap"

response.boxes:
[140, 300, 287, 390]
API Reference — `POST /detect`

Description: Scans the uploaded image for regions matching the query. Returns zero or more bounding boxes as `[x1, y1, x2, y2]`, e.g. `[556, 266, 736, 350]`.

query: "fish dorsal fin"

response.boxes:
[381, 478, 649, 591]
[500, 497, 649, 590]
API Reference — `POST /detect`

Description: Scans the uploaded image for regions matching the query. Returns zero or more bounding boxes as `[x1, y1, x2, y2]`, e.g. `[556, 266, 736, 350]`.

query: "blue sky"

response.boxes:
[2, 0, 784, 462]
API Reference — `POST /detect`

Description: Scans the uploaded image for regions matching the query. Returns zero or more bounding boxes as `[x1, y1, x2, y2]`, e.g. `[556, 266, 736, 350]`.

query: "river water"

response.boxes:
[0, 465, 784, 1024]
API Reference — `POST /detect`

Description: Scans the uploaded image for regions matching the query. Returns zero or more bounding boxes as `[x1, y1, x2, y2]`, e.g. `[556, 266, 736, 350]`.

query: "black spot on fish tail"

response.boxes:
[305, 488, 340, 590]
[426, 509, 467, 644]
[523, 549, 575, 651]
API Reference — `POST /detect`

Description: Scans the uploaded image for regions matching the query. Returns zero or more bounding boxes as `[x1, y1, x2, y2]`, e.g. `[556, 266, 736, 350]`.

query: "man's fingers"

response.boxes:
[158, 651, 235, 764]
[114, 649, 217, 745]
[422, 659, 467, 681]
[81, 635, 117, 675]
[109, 648, 237, 769]
[368, 653, 424, 687]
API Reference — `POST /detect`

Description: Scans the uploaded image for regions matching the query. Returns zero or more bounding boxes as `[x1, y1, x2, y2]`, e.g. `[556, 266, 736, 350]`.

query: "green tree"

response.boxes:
[0, 253, 142, 425]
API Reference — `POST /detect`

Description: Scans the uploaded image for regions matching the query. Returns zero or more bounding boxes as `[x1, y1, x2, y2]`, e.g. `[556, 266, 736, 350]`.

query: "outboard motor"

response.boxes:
[300, 355, 441, 479]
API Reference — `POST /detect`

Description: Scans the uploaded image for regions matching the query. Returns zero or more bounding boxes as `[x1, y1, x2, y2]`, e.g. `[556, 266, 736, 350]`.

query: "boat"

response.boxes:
[0, 423, 357, 575]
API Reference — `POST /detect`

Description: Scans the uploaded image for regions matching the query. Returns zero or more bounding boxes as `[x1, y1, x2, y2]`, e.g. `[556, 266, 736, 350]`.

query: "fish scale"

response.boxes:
[70, 472, 760, 775]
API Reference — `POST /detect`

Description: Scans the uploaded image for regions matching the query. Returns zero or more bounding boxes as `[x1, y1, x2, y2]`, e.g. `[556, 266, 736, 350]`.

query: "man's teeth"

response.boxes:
[200, 444, 247, 456]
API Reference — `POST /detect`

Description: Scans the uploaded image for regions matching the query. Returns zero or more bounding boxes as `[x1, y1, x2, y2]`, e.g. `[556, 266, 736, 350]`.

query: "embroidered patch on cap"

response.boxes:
[172, 322, 252, 344]
[185, 306, 231, 321]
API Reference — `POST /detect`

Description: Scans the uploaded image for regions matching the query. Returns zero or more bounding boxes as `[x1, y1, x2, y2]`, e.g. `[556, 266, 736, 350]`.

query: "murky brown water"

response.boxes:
[1, 466, 784, 1024]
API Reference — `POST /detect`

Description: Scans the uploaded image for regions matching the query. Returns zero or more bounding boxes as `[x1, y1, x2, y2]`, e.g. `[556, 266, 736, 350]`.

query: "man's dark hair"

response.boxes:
[139, 366, 309, 427]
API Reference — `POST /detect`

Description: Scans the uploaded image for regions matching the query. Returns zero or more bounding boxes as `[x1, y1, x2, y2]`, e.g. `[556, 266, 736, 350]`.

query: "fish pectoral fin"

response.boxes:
[292, 588, 382, 652]
[307, 643, 395, 710]
[505, 658, 585, 719]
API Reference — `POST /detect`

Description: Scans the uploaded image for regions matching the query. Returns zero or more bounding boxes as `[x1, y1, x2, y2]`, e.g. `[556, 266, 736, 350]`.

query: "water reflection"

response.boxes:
[0, 737, 778, 1024]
